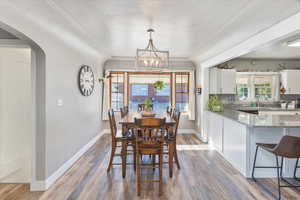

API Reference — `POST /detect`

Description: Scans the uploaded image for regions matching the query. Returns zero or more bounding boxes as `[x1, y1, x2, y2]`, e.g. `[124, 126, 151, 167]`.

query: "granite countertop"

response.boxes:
[207, 108, 300, 127]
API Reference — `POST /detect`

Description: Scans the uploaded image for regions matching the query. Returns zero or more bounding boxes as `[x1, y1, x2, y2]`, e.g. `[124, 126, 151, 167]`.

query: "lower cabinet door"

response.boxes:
[208, 112, 223, 152]
[223, 118, 247, 176]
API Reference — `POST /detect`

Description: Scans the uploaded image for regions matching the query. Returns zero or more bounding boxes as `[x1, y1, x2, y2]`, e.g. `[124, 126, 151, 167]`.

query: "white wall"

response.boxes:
[0, 1, 107, 186]
[0, 47, 31, 183]
[195, 64, 201, 133]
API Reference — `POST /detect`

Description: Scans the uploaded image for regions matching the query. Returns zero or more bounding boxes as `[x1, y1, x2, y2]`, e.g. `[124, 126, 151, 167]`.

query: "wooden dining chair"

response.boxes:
[165, 109, 181, 177]
[173, 109, 181, 168]
[107, 109, 135, 178]
[120, 106, 129, 118]
[166, 106, 173, 116]
[134, 117, 166, 196]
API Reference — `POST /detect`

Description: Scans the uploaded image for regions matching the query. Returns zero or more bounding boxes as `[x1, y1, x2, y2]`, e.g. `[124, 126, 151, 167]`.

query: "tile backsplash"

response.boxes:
[211, 94, 300, 107]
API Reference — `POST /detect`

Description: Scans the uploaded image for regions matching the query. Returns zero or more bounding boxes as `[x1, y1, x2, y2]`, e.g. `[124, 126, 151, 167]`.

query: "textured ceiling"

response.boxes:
[2, 0, 300, 61]
[242, 33, 300, 59]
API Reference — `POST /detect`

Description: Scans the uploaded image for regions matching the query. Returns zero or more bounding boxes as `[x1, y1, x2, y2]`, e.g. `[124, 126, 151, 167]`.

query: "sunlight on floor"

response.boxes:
[176, 144, 213, 151]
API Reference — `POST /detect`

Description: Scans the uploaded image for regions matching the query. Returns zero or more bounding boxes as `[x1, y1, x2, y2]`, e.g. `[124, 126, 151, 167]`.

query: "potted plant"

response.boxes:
[144, 98, 153, 111]
[208, 96, 224, 112]
[153, 81, 164, 90]
[142, 98, 155, 117]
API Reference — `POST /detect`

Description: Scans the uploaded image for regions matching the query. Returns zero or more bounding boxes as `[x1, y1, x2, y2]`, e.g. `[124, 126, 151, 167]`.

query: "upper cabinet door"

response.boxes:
[209, 68, 236, 94]
[220, 69, 236, 94]
[209, 68, 221, 94]
[281, 70, 300, 94]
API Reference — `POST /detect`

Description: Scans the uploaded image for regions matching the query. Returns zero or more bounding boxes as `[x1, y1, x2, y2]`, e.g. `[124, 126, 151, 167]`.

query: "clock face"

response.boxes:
[78, 65, 95, 96]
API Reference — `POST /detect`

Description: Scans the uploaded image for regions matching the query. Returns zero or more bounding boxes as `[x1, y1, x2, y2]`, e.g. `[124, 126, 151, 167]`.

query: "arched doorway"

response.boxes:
[0, 22, 46, 190]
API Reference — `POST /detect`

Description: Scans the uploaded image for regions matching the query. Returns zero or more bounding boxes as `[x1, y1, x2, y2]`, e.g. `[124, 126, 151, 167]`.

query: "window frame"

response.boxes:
[175, 72, 190, 112]
[109, 72, 125, 111]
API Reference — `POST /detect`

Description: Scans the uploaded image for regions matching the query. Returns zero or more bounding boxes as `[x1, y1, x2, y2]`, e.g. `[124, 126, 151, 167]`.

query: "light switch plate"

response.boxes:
[57, 99, 63, 106]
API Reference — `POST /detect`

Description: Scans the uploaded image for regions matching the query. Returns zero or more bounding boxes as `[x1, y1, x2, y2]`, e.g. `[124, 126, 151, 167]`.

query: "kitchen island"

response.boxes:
[206, 108, 300, 178]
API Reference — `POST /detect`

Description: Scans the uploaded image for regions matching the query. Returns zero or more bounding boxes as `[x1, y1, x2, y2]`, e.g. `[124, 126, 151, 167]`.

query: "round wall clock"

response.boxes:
[78, 65, 95, 96]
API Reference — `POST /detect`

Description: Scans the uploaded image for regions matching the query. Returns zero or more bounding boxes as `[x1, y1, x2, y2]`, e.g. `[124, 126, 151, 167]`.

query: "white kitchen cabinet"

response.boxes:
[209, 68, 236, 94]
[208, 111, 223, 152]
[209, 68, 221, 94]
[281, 70, 300, 94]
[223, 118, 247, 176]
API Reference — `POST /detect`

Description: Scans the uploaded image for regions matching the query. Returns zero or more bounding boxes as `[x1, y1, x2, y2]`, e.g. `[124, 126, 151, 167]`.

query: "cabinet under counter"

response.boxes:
[206, 110, 300, 178]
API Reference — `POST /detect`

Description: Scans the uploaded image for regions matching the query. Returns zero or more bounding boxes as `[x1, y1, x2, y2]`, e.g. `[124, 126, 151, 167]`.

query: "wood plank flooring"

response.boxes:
[1, 134, 300, 200]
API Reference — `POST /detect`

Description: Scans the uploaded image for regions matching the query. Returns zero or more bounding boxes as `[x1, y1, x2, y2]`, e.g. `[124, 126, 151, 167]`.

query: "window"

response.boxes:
[156, 84, 170, 96]
[254, 76, 272, 99]
[236, 73, 279, 102]
[128, 73, 171, 112]
[175, 73, 189, 112]
[107, 71, 192, 114]
[110, 72, 124, 111]
[132, 84, 148, 96]
[237, 75, 250, 100]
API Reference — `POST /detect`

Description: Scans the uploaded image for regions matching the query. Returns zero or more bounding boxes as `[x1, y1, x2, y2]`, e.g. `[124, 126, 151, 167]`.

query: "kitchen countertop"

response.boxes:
[207, 108, 300, 127]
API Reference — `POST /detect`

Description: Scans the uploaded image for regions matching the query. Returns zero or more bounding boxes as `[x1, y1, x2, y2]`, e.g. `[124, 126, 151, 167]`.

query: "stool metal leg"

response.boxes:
[294, 158, 299, 180]
[280, 157, 284, 179]
[252, 145, 259, 180]
[276, 155, 281, 200]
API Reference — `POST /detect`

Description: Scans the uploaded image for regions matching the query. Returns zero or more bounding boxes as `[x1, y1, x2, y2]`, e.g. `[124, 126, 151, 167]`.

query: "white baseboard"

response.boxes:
[31, 130, 105, 191]
[30, 180, 46, 191]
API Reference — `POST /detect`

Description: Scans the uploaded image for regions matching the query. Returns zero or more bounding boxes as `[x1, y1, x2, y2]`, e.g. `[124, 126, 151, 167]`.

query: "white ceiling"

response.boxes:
[242, 33, 300, 59]
[50, 0, 300, 60]
[3, 0, 300, 61]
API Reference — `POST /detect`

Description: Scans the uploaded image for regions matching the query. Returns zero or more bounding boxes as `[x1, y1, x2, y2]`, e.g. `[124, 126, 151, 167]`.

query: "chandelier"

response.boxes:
[136, 29, 169, 70]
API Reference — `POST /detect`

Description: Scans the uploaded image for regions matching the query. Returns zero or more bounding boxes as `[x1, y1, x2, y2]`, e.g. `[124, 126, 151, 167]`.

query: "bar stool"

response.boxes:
[252, 135, 300, 200]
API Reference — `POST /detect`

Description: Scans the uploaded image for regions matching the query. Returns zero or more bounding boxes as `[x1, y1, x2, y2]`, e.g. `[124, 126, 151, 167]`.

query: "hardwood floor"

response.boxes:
[1, 134, 300, 200]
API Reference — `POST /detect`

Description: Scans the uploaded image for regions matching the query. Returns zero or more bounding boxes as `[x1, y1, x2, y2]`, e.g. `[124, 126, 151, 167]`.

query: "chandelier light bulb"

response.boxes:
[155, 60, 159, 66]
